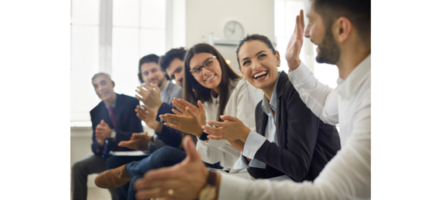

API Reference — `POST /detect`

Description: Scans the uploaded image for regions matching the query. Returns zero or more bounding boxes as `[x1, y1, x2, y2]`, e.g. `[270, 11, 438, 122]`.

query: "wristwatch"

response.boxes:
[199, 170, 217, 200]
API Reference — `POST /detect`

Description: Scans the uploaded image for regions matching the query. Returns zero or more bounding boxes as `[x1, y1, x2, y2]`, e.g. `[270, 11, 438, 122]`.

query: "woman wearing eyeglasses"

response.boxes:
[159, 43, 262, 174]
[95, 43, 262, 200]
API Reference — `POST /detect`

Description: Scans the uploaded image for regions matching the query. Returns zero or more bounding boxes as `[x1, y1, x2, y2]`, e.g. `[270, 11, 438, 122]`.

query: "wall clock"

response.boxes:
[223, 20, 244, 40]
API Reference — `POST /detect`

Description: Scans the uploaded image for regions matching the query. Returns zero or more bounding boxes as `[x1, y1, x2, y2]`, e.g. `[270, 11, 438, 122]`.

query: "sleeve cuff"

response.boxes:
[249, 158, 266, 169]
[218, 173, 249, 200]
[110, 129, 116, 138]
[233, 153, 250, 169]
[156, 103, 173, 122]
[243, 130, 267, 159]
[288, 61, 313, 86]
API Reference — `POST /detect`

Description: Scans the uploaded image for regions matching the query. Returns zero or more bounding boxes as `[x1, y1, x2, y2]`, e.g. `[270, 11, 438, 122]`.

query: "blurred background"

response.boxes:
[70, 0, 338, 199]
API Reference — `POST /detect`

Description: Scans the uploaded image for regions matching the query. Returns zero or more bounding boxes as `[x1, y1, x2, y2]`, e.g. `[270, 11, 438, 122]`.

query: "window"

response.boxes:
[274, 0, 338, 88]
[71, 0, 179, 125]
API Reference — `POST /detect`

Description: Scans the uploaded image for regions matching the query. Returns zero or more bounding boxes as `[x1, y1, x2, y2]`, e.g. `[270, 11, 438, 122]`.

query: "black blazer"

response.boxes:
[247, 72, 341, 182]
[90, 93, 143, 156]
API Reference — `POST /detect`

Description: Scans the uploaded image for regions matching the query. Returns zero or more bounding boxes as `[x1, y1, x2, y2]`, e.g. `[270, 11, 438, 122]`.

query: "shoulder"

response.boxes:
[90, 101, 104, 114]
[278, 72, 298, 101]
[118, 94, 139, 105]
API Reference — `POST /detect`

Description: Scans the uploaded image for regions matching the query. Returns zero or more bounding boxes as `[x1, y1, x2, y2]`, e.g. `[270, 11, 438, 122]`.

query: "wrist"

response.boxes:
[154, 122, 164, 133]
[240, 127, 251, 142]
[287, 59, 301, 72]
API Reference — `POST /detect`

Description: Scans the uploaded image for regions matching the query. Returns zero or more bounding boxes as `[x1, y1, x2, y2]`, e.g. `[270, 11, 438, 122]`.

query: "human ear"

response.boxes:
[275, 51, 281, 67]
[333, 17, 352, 43]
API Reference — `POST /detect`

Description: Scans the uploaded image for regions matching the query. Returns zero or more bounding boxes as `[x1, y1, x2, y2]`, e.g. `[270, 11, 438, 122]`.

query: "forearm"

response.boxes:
[287, 62, 338, 125]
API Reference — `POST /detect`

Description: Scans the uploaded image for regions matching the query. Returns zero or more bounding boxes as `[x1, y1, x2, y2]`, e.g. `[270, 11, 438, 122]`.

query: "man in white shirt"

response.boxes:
[131, 0, 371, 199]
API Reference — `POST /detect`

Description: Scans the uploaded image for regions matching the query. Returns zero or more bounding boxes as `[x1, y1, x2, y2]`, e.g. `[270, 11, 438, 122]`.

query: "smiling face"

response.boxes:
[238, 40, 280, 92]
[189, 52, 222, 92]
[92, 75, 116, 104]
[305, 1, 341, 64]
[166, 58, 184, 86]
[140, 62, 167, 88]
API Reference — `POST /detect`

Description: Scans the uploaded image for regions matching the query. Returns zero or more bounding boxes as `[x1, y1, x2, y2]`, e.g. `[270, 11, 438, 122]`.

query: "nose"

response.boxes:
[251, 59, 261, 71]
[202, 67, 211, 77]
[304, 23, 311, 38]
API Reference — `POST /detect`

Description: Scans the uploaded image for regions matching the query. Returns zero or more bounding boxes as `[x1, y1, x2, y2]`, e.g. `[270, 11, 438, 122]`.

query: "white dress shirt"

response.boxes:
[196, 79, 263, 170]
[218, 55, 371, 200]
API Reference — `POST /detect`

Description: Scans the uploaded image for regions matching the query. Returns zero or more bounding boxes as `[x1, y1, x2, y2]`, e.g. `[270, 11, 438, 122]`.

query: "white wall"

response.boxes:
[185, 0, 275, 74]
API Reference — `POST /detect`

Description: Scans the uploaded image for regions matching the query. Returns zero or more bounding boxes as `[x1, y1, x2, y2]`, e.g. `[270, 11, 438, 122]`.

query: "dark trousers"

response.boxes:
[125, 146, 187, 200]
[71, 155, 119, 200]
[106, 155, 148, 200]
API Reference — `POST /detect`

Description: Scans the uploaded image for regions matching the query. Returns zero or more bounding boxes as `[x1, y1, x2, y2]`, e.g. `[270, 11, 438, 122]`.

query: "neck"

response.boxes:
[212, 86, 220, 97]
[103, 93, 117, 106]
[262, 81, 276, 102]
[159, 79, 167, 91]
[336, 42, 371, 80]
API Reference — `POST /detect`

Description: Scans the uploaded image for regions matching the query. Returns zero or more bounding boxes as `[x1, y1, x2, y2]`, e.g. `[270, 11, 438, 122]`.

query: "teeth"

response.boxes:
[205, 75, 215, 81]
[253, 71, 267, 79]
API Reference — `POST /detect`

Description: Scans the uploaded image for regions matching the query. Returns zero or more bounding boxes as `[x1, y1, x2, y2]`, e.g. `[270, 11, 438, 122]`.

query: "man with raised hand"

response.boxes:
[132, 0, 371, 199]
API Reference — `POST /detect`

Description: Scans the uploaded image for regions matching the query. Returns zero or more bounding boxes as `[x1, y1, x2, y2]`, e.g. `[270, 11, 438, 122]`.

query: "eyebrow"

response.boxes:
[241, 50, 266, 63]
[191, 57, 213, 69]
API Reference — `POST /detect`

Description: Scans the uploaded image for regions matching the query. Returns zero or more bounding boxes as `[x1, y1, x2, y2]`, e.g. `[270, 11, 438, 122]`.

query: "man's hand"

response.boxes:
[135, 84, 163, 111]
[202, 115, 251, 143]
[134, 136, 209, 200]
[136, 105, 162, 132]
[159, 99, 206, 136]
[285, 9, 305, 72]
[96, 120, 112, 138]
[118, 132, 152, 151]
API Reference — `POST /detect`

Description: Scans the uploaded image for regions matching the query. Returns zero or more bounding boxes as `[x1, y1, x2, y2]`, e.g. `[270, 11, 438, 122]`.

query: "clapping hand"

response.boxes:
[135, 84, 163, 111]
[118, 132, 152, 151]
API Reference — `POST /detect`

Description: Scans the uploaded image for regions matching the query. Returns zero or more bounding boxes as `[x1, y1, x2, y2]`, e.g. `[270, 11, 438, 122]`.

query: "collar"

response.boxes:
[105, 94, 117, 109]
[261, 73, 280, 115]
[338, 55, 371, 99]
[160, 80, 171, 95]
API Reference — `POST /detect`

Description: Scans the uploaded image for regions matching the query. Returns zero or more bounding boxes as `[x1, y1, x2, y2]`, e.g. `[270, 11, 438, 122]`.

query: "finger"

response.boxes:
[206, 120, 225, 127]
[136, 182, 181, 200]
[219, 115, 239, 122]
[201, 125, 223, 135]
[160, 114, 183, 124]
[300, 9, 305, 29]
[151, 84, 160, 92]
[163, 122, 181, 131]
[171, 109, 183, 116]
[118, 141, 132, 148]
[171, 100, 187, 114]
[186, 107, 198, 119]
[197, 100, 205, 114]
[135, 94, 143, 101]
[177, 99, 198, 110]
[100, 119, 104, 125]
[207, 135, 225, 140]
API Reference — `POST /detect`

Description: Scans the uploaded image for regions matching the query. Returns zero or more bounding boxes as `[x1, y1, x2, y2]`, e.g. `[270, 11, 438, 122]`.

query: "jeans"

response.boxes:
[125, 146, 187, 200]
[106, 155, 149, 200]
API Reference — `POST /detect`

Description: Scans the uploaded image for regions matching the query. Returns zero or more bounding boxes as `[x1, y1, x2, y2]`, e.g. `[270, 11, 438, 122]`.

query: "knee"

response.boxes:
[150, 146, 186, 166]
[72, 160, 84, 175]
[105, 156, 117, 169]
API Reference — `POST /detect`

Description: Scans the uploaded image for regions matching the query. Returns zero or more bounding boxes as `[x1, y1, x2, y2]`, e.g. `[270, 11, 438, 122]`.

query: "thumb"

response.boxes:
[182, 135, 200, 162]
[186, 106, 197, 118]
[220, 115, 237, 122]
[100, 119, 104, 125]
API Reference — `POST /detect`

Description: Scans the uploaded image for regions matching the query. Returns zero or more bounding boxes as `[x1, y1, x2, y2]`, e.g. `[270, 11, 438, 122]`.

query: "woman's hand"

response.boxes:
[202, 115, 251, 143]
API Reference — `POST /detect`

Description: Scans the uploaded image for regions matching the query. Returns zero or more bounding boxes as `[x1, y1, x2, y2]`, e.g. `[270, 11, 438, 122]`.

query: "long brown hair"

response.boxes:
[183, 43, 241, 121]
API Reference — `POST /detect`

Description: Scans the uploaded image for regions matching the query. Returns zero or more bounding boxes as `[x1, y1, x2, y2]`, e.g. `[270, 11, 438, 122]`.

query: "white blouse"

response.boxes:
[196, 78, 263, 170]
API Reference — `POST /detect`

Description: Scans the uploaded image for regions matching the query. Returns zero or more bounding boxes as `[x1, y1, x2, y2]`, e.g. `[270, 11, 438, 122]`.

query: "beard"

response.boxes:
[315, 26, 341, 64]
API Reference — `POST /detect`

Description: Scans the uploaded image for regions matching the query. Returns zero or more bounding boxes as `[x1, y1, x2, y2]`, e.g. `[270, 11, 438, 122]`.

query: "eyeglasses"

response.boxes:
[189, 56, 216, 77]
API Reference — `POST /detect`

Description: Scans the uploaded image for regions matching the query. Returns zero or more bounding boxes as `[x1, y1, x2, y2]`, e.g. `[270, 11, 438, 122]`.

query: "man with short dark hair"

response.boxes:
[71, 73, 144, 200]
[159, 47, 187, 86]
[133, 0, 371, 199]
[138, 54, 182, 104]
